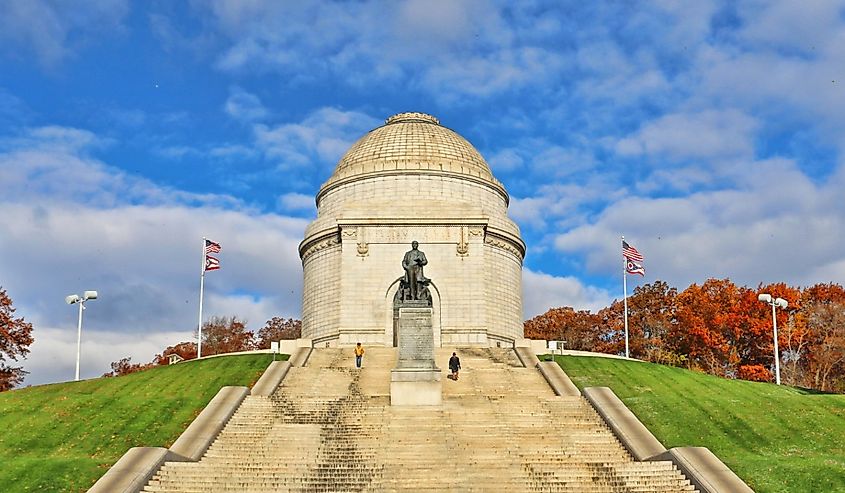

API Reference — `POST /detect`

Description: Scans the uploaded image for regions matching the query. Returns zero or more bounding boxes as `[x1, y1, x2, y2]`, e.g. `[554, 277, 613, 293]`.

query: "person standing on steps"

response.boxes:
[449, 352, 461, 380]
[354, 342, 365, 368]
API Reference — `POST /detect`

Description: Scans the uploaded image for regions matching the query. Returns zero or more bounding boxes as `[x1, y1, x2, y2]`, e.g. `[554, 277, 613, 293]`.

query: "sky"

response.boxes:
[2, 0, 845, 386]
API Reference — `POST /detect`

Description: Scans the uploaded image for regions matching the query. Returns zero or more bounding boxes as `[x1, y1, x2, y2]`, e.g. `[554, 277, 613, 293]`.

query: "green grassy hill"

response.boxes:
[553, 355, 845, 493]
[4, 352, 842, 493]
[0, 353, 279, 492]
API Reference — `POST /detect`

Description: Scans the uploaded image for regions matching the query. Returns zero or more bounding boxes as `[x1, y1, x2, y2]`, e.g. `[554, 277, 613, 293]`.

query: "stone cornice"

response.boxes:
[298, 228, 341, 260]
[316, 170, 510, 207]
[485, 227, 527, 260]
[336, 217, 490, 227]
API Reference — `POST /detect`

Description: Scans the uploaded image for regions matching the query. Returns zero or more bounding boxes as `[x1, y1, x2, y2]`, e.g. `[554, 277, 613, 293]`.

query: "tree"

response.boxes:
[0, 287, 34, 391]
[624, 281, 678, 362]
[673, 279, 740, 376]
[799, 283, 845, 392]
[153, 341, 198, 365]
[523, 307, 600, 351]
[200, 316, 254, 356]
[256, 317, 301, 349]
[103, 357, 151, 377]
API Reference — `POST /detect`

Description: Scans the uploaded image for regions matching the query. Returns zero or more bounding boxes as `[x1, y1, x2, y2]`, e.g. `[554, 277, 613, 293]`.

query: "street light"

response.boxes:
[758, 293, 787, 385]
[66, 290, 98, 381]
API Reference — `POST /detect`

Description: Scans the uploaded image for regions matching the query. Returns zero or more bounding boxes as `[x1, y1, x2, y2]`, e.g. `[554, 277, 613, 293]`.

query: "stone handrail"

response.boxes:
[88, 347, 310, 493]
[536, 361, 581, 397]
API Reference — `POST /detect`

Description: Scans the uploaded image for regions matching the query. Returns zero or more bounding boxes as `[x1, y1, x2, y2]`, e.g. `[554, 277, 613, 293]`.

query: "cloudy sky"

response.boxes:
[2, 0, 844, 385]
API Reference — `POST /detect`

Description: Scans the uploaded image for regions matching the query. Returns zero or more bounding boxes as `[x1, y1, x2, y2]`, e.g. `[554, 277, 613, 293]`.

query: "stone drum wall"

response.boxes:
[299, 112, 526, 347]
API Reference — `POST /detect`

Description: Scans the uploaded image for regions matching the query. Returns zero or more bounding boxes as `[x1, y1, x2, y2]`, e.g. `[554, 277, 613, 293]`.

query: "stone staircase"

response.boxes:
[143, 347, 697, 492]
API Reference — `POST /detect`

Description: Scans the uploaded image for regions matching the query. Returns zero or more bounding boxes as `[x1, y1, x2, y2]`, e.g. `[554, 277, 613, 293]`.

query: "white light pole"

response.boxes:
[66, 290, 98, 381]
[758, 293, 787, 385]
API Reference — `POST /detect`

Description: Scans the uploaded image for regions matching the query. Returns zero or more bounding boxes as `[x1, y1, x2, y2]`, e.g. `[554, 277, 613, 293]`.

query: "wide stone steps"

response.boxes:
[143, 347, 696, 492]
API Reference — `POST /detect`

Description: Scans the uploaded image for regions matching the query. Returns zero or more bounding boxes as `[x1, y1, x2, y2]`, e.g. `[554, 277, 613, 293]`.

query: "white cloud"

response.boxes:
[22, 328, 190, 386]
[192, 0, 567, 101]
[552, 158, 845, 289]
[522, 269, 612, 318]
[224, 86, 268, 122]
[278, 192, 315, 213]
[615, 109, 759, 161]
[253, 107, 380, 169]
[487, 148, 523, 172]
[0, 126, 308, 385]
[737, 0, 845, 55]
[0, 0, 129, 66]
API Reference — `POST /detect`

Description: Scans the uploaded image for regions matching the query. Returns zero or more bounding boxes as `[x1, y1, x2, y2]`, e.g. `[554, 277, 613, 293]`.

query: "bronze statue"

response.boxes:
[402, 241, 429, 301]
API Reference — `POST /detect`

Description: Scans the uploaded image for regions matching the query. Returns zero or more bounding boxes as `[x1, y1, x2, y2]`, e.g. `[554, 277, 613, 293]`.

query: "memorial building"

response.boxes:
[299, 112, 525, 348]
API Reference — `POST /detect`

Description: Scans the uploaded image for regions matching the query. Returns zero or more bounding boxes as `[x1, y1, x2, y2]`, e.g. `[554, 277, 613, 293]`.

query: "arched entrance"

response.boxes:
[384, 277, 441, 348]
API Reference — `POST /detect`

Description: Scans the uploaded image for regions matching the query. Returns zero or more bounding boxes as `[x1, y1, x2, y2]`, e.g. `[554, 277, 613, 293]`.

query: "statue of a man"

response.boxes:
[402, 241, 429, 300]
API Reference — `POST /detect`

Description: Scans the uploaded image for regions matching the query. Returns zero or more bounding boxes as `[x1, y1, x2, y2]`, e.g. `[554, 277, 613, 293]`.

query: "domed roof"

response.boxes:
[318, 112, 505, 201]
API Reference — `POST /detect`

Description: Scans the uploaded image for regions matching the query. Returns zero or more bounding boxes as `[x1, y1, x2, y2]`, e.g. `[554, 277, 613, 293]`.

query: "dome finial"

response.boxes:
[386, 112, 440, 125]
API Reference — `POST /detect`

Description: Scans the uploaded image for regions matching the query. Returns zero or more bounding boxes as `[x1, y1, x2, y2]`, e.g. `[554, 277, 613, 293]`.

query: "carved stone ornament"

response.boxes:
[456, 226, 469, 256]
[301, 236, 340, 258]
[357, 241, 369, 256]
[485, 235, 521, 257]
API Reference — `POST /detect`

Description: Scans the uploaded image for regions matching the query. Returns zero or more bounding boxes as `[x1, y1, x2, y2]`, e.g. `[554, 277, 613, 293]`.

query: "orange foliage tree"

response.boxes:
[524, 278, 845, 392]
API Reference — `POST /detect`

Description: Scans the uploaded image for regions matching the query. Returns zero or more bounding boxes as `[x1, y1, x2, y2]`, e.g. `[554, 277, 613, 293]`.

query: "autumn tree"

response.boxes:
[255, 317, 301, 349]
[595, 300, 624, 355]
[153, 341, 198, 365]
[673, 279, 741, 376]
[800, 283, 845, 392]
[103, 357, 151, 377]
[0, 287, 34, 391]
[200, 316, 254, 356]
[523, 307, 599, 351]
[624, 281, 679, 362]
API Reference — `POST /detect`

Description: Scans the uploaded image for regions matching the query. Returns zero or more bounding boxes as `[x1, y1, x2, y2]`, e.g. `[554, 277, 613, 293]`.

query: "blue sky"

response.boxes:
[2, 1, 845, 385]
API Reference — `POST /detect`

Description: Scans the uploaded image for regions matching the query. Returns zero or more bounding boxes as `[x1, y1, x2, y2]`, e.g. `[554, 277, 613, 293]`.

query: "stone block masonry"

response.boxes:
[391, 306, 442, 405]
[299, 112, 526, 347]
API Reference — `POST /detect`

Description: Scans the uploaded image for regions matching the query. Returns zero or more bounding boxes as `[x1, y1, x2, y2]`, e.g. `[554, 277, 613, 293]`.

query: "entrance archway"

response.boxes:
[384, 278, 441, 348]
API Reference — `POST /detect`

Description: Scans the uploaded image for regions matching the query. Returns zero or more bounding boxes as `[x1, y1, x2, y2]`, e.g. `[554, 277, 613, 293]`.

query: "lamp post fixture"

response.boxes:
[758, 293, 787, 385]
[66, 290, 98, 381]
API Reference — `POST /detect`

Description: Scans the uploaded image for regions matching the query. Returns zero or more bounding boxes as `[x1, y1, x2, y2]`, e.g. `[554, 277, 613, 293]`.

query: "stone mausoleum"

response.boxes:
[299, 112, 525, 348]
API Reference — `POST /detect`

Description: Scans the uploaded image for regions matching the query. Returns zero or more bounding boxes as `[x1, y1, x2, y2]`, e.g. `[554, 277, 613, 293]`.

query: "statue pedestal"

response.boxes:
[391, 304, 441, 406]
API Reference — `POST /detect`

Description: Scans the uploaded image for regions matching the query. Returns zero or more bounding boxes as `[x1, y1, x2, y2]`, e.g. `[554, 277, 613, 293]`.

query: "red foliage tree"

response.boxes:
[255, 317, 301, 349]
[153, 341, 198, 365]
[0, 287, 34, 391]
[199, 316, 254, 356]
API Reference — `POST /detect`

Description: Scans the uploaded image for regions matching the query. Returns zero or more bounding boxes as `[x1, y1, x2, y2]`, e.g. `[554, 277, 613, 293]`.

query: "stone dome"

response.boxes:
[317, 112, 507, 204]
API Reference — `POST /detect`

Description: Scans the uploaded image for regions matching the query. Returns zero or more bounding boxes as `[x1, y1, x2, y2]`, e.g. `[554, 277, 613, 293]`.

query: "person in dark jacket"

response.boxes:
[448, 352, 461, 380]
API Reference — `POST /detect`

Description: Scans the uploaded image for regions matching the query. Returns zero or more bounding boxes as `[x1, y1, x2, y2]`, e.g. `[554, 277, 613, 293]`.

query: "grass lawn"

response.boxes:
[0, 353, 282, 492]
[553, 355, 845, 493]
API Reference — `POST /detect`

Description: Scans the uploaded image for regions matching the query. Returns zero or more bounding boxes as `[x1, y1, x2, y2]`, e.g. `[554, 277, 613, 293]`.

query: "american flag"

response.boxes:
[205, 239, 221, 254]
[205, 255, 220, 271]
[622, 240, 643, 262]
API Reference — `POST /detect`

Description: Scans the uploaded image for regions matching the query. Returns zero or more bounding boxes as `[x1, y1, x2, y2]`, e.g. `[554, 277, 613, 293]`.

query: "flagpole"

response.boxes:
[198, 237, 206, 359]
[622, 235, 630, 359]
